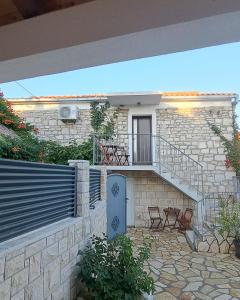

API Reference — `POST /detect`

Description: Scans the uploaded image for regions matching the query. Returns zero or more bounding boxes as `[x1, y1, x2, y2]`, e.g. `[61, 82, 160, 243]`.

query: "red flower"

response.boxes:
[3, 119, 14, 125]
[17, 122, 26, 129]
[225, 159, 232, 168]
[236, 132, 240, 141]
[6, 101, 13, 112]
[39, 152, 45, 161]
[33, 127, 39, 134]
[237, 160, 240, 166]
[11, 147, 20, 153]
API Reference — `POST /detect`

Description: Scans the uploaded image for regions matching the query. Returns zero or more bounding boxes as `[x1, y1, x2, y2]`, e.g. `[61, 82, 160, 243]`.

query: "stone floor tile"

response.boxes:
[128, 228, 240, 300]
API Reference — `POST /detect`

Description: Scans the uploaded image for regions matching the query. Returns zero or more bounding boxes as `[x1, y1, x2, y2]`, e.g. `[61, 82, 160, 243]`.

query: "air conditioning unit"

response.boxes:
[59, 105, 78, 123]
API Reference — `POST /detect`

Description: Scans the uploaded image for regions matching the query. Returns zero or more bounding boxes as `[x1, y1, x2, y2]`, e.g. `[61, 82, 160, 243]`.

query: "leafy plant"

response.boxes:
[78, 234, 155, 300]
[0, 96, 35, 136]
[43, 138, 93, 164]
[217, 196, 240, 240]
[209, 113, 240, 175]
[90, 101, 119, 138]
[0, 134, 45, 162]
[0, 92, 118, 164]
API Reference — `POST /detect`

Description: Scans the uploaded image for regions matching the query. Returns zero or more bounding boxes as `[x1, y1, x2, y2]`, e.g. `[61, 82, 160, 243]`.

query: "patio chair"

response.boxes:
[98, 143, 114, 165]
[116, 146, 130, 166]
[148, 206, 163, 230]
[177, 208, 193, 231]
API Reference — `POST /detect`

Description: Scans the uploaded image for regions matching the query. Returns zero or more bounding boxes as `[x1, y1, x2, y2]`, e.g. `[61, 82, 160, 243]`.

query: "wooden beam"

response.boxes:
[12, 0, 46, 19]
[11, 0, 94, 20]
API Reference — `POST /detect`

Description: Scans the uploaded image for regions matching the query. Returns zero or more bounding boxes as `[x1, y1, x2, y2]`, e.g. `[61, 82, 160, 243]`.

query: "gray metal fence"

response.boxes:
[204, 192, 240, 226]
[0, 158, 76, 242]
[89, 168, 101, 208]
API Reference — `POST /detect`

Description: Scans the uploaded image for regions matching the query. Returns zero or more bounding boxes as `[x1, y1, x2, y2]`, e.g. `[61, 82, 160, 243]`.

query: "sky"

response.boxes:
[0, 42, 239, 118]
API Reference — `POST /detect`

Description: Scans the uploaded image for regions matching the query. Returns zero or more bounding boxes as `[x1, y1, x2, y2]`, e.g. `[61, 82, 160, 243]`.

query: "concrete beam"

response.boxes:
[0, 0, 240, 83]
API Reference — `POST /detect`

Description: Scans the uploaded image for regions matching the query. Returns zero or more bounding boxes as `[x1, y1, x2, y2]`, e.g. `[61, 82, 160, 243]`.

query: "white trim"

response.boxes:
[106, 165, 155, 171]
[127, 106, 157, 165]
[126, 178, 135, 226]
[161, 95, 236, 102]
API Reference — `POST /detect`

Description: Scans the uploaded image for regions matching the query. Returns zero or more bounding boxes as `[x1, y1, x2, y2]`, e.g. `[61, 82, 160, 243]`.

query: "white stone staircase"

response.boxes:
[151, 135, 206, 242]
[94, 133, 206, 239]
[152, 135, 204, 202]
[152, 164, 203, 202]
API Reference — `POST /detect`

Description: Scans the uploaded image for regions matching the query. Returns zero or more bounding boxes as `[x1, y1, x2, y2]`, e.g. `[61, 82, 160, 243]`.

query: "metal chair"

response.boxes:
[148, 206, 163, 230]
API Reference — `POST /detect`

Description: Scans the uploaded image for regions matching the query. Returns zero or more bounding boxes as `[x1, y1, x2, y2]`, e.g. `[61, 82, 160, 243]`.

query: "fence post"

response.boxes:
[68, 160, 90, 218]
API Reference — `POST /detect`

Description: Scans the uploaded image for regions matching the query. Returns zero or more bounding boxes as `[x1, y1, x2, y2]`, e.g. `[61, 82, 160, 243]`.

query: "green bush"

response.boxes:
[218, 197, 240, 240]
[0, 135, 93, 164]
[0, 97, 35, 136]
[0, 133, 45, 162]
[0, 94, 117, 164]
[78, 234, 155, 300]
[43, 139, 93, 165]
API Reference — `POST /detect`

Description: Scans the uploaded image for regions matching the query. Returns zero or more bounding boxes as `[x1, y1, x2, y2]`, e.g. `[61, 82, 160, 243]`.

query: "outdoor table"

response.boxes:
[163, 207, 181, 229]
[100, 145, 118, 164]
[101, 145, 129, 165]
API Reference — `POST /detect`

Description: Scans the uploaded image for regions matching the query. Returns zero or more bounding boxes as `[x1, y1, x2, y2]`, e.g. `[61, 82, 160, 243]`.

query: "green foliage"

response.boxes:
[78, 234, 155, 300]
[0, 134, 44, 161]
[90, 101, 119, 138]
[0, 93, 44, 161]
[209, 114, 240, 175]
[0, 94, 117, 164]
[217, 197, 240, 240]
[43, 138, 93, 164]
[0, 97, 34, 136]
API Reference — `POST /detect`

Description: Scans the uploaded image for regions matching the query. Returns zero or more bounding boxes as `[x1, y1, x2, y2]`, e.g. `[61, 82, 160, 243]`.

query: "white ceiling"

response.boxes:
[0, 0, 240, 83]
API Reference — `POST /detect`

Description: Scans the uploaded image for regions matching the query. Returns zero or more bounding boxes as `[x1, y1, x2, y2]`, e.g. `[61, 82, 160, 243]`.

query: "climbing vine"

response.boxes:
[209, 112, 240, 175]
[90, 101, 119, 138]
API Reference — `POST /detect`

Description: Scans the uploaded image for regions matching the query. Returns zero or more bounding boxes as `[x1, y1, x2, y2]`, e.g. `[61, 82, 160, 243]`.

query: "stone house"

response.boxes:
[9, 91, 238, 230]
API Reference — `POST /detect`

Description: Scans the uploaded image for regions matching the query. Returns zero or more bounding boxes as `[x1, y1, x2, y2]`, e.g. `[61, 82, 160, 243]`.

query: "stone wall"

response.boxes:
[157, 106, 235, 193]
[113, 170, 193, 228]
[17, 107, 128, 147]
[196, 223, 235, 254]
[0, 161, 107, 300]
[0, 125, 18, 139]
[13, 99, 235, 191]
[20, 109, 91, 145]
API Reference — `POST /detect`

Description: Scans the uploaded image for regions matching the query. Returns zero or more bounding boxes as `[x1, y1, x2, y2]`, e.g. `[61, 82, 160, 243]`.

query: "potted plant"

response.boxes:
[218, 197, 240, 258]
[77, 234, 155, 299]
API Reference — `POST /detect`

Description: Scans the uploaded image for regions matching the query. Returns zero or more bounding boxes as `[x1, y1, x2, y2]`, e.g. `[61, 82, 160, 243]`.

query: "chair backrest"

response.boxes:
[98, 142, 104, 151]
[184, 208, 193, 222]
[148, 206, 160, 218]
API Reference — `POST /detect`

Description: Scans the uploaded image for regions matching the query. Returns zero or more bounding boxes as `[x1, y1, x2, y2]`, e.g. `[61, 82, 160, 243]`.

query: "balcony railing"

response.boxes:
[93, 133, 204, 194]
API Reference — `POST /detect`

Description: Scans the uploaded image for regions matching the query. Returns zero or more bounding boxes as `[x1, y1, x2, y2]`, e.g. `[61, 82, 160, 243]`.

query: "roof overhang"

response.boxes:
[0, 0, 240, 83]
[106, 92, 161, 106]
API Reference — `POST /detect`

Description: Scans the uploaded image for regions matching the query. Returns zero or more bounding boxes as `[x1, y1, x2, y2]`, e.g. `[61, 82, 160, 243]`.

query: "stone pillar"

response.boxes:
[68, 160, 90, 218]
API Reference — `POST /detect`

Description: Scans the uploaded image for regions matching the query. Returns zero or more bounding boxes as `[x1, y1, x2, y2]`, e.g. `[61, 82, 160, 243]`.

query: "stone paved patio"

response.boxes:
[128, 228, 240, 300]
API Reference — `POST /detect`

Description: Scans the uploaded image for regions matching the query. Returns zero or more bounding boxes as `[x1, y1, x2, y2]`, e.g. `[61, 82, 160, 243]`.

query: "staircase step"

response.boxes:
[153, 166, 203, 202]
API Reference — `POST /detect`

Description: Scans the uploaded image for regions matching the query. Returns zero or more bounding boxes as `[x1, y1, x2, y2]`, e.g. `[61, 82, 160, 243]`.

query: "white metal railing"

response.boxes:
[93, 133, 204, 194]
[93, 133, 206, 234]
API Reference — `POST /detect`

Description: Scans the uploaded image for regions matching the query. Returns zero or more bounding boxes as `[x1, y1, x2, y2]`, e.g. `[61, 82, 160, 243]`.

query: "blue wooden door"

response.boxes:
[107, 174, 126, 239]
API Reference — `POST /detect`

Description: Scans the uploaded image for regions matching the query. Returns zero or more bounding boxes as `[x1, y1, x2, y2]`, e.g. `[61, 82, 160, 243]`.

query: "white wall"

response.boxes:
[1, 0, 240, 82]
